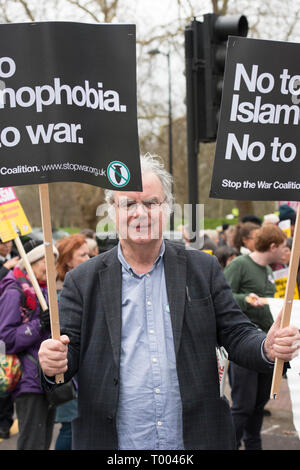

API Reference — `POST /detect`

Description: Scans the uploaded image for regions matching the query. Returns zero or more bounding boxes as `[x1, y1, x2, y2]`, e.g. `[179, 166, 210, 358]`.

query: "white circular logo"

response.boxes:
[107, 161, 130, 188]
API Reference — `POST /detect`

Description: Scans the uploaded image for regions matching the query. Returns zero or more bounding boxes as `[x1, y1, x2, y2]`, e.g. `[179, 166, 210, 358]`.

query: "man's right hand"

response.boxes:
[38, 335, 70, 377]
[245, 293, 268, 307]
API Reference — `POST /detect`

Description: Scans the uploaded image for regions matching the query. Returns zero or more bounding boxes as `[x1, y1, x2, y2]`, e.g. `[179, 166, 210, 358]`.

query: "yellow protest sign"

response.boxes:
[273, 267, 299, 300]
[0, 187, 32, 242]
[278, 219, 291, 238]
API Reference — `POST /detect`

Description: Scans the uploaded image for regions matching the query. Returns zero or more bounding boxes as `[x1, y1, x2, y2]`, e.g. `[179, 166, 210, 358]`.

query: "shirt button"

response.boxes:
[146, 273, 150, 278]
[155, 388, 160, 394]
[147, 300, 152, 306]
[149, 329, 155, 334]
[152, 357, 157, 363]
[157, 421, 163, 426]
[166, 305, 170, 312]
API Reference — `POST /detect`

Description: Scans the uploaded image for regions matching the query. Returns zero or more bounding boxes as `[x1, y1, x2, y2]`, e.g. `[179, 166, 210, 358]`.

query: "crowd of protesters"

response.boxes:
[171, 205, 297, 450]
[0, 230, 98, 449]
[0, 193, 298, 450]
[201, 205, 296, 449]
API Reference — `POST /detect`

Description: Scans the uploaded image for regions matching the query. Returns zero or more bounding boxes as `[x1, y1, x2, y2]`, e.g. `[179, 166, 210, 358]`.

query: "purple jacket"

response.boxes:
[0, 271, 50, 397]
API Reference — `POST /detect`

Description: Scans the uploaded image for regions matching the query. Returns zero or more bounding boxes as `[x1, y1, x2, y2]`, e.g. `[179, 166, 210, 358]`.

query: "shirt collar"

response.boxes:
[118, 240, 165, 276]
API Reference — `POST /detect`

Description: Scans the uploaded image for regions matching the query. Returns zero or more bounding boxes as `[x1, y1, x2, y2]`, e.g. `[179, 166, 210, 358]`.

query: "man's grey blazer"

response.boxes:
[55, 240, 272, 450]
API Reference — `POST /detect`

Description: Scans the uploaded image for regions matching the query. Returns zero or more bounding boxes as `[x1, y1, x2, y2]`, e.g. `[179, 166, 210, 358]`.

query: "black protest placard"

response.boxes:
[0, 22, 141, 191]
[210, 37, 300, 201]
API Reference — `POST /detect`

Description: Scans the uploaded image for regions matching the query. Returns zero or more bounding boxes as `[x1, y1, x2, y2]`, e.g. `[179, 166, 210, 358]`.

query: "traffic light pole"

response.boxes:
[186, 118, 200, 246]
[167, 51, 174, 232]
[185, 25, 200, 246]
[185, 14, 248, 247]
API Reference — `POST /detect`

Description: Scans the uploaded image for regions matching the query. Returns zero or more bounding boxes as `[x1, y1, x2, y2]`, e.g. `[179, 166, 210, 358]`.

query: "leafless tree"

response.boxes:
[2, 0, 299, 227]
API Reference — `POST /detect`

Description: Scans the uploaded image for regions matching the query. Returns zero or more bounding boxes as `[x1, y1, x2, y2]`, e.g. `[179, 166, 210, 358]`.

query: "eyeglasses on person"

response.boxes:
[115, 197, 166, 214]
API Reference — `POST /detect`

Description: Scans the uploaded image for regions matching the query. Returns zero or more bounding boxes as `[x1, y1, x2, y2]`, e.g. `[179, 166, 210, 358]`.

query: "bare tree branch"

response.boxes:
[66, 0, 100, 21]
[0, 4, 12, 22]
[17, 0, 35, 21]
[96, 0, 119, 22]
[66, 0, 119, 23]
[220, 0, 229, 15]
[284, 8, 300, 41]
[211, 0, 218, 13]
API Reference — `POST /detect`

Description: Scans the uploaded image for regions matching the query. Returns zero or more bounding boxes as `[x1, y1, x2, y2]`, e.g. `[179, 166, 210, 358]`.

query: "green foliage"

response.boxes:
[204, 218, 237, 230]
[59, 227, 80, 234]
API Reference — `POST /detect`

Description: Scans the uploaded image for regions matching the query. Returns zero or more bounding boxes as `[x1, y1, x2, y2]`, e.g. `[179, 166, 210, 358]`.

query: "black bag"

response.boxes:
[11, 286, 77, 408]
[45, 379, 77, 407]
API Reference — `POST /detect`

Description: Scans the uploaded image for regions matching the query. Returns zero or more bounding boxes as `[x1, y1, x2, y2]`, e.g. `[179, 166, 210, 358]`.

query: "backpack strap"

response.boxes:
[9, 285, 35, 323]
[9, 285, 26, 306]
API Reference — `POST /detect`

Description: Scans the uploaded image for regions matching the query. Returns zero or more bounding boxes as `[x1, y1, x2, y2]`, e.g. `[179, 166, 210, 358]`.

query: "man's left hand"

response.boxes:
[264, 311, 300, 362]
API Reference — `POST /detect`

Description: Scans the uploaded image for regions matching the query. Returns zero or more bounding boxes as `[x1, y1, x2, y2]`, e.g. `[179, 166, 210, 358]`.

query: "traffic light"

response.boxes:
[185, 13, 248, 143]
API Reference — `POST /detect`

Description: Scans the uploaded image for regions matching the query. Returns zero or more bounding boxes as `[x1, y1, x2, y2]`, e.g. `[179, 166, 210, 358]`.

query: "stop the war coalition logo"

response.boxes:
[107, 161, 130, 188]
[0, 22, 141, 191]
[210, 36, 300, 202]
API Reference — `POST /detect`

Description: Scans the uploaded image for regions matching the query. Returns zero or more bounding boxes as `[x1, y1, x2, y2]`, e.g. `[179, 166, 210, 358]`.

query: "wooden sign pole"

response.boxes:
[39, 183, 64, 384]
[270, 204, 300, 399]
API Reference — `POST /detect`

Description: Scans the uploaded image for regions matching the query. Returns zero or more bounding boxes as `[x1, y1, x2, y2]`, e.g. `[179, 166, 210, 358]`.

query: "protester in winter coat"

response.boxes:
[0, 240, 19, 439]
[0, 239, 58, 450]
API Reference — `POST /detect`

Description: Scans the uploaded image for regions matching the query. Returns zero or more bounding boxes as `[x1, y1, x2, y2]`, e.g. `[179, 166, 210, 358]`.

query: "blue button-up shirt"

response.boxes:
[116, 241, 184, 450]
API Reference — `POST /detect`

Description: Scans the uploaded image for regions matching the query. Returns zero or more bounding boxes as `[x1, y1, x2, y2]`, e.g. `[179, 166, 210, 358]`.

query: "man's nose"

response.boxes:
[132, 203, 148, 215]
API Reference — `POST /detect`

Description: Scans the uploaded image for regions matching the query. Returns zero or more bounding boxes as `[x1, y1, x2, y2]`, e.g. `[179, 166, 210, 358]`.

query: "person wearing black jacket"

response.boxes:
[38, 155, 300, 450]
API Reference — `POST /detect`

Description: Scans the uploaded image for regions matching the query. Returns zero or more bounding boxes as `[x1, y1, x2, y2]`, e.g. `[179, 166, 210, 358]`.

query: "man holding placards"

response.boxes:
[39, 154, 300, 450]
